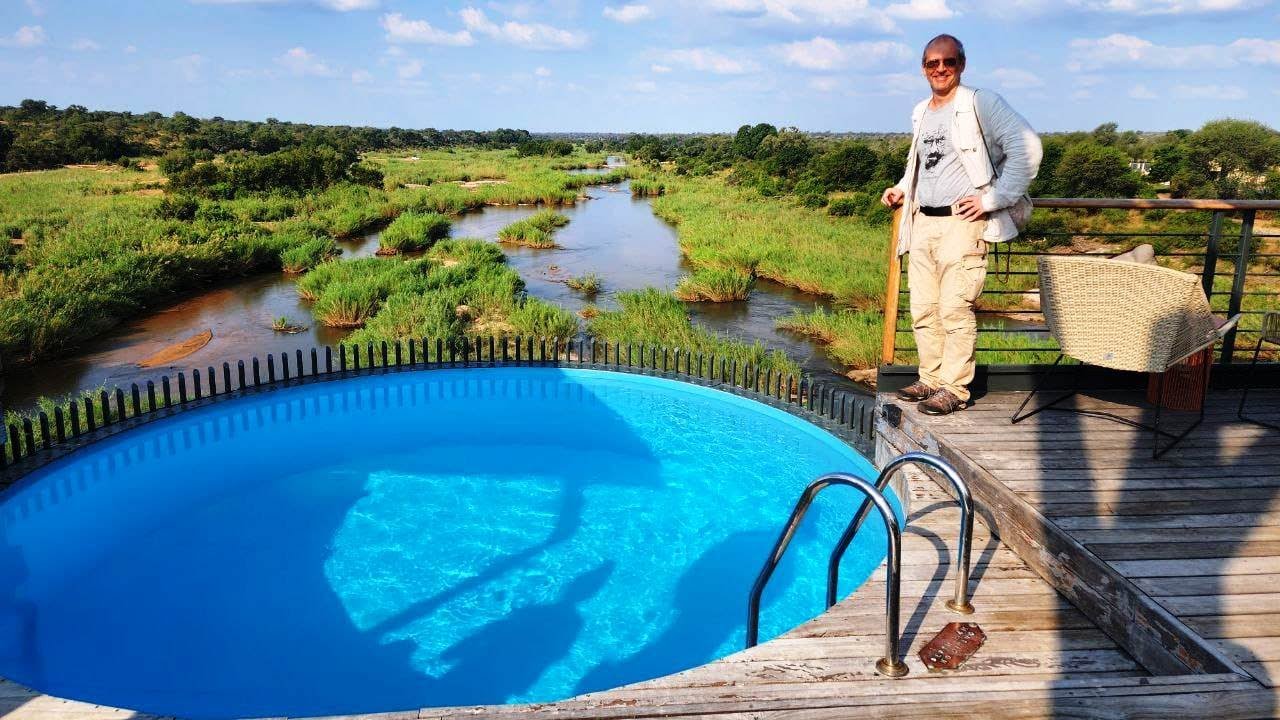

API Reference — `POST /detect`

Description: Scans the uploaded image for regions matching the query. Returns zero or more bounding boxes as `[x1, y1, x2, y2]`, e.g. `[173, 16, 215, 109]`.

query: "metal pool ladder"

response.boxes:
[744, 452, 974, 679]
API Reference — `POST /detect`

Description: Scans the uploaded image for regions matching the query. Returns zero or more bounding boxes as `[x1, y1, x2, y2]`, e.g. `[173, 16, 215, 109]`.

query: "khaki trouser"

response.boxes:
[907, 211, 988, 402]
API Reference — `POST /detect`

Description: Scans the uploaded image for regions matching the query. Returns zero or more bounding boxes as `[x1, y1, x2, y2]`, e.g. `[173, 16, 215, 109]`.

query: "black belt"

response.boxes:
[919, 205, 953, 217]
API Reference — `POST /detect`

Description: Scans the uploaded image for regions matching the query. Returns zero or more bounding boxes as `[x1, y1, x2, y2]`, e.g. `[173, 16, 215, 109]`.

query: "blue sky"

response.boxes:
[1, 0, 1278, 133]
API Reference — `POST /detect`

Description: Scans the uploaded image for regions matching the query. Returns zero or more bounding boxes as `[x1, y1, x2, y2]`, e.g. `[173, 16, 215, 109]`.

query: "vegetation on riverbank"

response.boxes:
[674, 268, 752, 302]
[378, 211, 451, 254]
[566, 273, 602, 295]
[497, 210, 570, 248]
[587, 288, 799, 378]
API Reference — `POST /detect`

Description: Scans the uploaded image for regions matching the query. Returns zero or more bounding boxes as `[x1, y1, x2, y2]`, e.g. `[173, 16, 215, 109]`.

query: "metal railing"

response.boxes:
[0, 336, 879, 479]
[744, 472, 908, 678]
[826, 452, 974, 615]
[881, 198, 1280, 366]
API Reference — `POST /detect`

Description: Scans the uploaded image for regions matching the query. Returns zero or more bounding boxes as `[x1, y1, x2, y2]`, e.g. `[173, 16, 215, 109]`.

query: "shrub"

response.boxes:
[155, 195, 199, 221]
[827, 197, 858, 217]
[280, 236, 338, 273]
[674, 268, 752, 302]
[379, 211, 451, 254]
[497, 210, 569, 248]
[566, 273, 602, 295]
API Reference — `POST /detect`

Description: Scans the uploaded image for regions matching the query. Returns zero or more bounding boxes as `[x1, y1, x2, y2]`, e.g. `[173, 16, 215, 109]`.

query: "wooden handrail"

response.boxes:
[1032, 198, 1280, 211]
[881, 207, 903, 366]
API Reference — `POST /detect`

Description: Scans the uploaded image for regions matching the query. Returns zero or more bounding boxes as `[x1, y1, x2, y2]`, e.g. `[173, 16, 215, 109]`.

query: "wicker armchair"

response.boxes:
[1012, 255, 1240, 458]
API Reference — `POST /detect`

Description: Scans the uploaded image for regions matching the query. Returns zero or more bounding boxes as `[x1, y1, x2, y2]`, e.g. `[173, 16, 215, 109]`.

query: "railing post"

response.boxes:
[1221, 209, 1254, 363]
[1201, 210, 1223, 304]
[881, 207, 903, 365]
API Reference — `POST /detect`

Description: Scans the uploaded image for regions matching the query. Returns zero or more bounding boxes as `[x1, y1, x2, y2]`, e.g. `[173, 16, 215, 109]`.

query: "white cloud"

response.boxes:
[603, 4, 653, 22]
[775, 36, 909, 70]
[380, 13, 474, 46]
[192, 0, 379, 9]
[1230, 38, 1280, 65]
[398, 59, 423, 79]
[650, 63, 671, 73]
[1070, 0, 1262, 14]
[24, 0, 43, 16]
[459, 7, 587, 50]
[665, 47, 759, 74]
[809, 76, 839, 92]
[632, 79, 658, 92]
[124, 44, 138, 54]
[884, 0, 954, 20]
[1128, 83, 1157, 99]
[1173, 83, 1247, 100]
[71, 38, 101, 51]
[707, 0, 898, 33]
[989, 67, 1044, 89]
[277, 46, 337, 76]
[534, 65, 551, 76]
[351, 69, 373, 83]
[0, 25, 46, 48]
[1068, 34, 1280, 71]
[173, 54, 206, 83]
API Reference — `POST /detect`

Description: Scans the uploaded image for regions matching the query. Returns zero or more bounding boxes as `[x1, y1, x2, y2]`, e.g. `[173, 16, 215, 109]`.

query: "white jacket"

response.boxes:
[894, 85, 1042, 255]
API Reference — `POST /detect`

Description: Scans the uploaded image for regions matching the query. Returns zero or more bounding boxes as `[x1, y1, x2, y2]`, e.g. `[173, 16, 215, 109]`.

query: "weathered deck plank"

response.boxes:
[879, 387, 1280, 702]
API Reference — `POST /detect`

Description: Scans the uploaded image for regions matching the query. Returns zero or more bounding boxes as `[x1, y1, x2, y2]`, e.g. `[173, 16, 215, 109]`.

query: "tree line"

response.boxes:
[0, 99, 533, 172]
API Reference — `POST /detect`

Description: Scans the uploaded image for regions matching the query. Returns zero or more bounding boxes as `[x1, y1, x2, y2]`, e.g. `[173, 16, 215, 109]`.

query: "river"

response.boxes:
[1, 178, 858, 413]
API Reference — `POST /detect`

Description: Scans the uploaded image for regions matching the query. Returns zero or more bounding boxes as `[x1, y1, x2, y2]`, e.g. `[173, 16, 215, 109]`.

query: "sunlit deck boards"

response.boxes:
[876, 388, 1280, 713]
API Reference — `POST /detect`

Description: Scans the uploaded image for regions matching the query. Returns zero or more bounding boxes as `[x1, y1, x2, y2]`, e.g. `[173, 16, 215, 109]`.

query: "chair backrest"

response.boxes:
[1037, 255, 1219, 372]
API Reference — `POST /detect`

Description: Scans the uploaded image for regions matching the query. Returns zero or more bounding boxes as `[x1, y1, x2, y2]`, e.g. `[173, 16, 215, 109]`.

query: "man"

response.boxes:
[881, 34, 1042, 415]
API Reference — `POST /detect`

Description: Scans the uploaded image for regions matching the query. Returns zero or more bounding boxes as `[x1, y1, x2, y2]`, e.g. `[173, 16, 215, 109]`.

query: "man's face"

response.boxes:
[922, 42, 964, 94]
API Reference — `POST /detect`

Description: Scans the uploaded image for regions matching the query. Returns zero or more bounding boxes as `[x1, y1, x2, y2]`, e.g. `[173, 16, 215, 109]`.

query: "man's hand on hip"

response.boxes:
[955, 195, 987, 221]
[881, 187, 904, 208]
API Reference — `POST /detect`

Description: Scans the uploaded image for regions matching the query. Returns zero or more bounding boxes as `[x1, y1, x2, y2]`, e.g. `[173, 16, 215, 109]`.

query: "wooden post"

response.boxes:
[881, 207, 903, 365]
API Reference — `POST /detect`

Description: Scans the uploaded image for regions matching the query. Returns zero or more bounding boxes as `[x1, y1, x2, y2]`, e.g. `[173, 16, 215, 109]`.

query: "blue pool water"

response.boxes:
[0, 368, 892, 718]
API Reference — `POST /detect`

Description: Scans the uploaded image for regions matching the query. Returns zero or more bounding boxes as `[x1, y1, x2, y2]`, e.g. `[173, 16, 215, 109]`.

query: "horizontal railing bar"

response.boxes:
[1032, 197, 1280, 210]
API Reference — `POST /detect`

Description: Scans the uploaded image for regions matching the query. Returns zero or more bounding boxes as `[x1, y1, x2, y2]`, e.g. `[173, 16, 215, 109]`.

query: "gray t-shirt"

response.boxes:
[915, 102, 978, 208]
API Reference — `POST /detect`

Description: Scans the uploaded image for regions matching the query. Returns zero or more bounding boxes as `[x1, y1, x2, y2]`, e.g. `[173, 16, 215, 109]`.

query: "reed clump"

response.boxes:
[674, 268, 752, 302]
[497, 210, 570, 248]
[378, 211, 451, 254]
[588, 288, 798, 377]
[776, 307, 882, 368]
[630, 177, 666, 197]
[280, 236, 338, 273]
[566, 273, 602, 295]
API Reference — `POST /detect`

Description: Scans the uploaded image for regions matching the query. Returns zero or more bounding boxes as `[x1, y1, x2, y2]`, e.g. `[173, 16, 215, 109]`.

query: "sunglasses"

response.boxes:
[923, 57, 960, 70]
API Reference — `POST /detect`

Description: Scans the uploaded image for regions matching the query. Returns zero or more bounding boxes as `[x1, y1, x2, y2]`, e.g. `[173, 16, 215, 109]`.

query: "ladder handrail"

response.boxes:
[745, 472, 907, 677]
[826, 451, 974, 614]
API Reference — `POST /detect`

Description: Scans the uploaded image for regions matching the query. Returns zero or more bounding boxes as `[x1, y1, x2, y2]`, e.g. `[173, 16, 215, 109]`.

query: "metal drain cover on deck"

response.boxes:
[919, 622, 986, 671]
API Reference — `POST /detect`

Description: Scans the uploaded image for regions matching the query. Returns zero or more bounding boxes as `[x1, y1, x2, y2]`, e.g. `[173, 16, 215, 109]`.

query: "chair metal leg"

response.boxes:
[1151, 370, 1205, 460]
[1238, 337, 1280, 431]
[1011, 354, 1078, 424]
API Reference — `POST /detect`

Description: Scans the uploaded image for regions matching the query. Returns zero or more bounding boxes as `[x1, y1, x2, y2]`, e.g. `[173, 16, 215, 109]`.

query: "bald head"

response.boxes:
[922, 34, 965, 67]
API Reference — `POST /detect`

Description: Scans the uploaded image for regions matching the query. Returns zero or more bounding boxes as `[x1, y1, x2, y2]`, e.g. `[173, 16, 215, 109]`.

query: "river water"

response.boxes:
[2, 179, 856, 413]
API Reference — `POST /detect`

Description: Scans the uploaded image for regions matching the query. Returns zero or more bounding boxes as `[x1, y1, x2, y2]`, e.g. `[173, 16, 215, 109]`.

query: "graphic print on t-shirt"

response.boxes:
[922, 126, 947, 172]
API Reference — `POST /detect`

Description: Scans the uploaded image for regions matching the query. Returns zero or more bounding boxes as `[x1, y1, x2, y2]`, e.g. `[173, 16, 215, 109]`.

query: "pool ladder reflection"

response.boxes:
[744, 452, 974, 678]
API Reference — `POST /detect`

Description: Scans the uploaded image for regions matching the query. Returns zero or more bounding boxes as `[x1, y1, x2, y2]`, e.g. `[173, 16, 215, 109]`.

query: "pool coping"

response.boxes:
[1, 343, 877, 489]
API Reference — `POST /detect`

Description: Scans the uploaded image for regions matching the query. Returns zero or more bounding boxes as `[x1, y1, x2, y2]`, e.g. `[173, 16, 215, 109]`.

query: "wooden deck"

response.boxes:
[875, 387, 1280, 717]
[3, 391, 1278, 718]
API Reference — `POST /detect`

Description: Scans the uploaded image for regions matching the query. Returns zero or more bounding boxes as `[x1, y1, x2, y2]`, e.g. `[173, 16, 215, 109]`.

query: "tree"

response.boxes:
[812, 141, 879, 191]
[1184, 119, 1280, 180]
[1147, 142, 1187, 183]
[757, 129, 813, 178]
[1090, 122, 1119, 147]
[1028, 137, 1066, 197]
[1052, 142, 1143, 198]
[732, 123, 777, 160]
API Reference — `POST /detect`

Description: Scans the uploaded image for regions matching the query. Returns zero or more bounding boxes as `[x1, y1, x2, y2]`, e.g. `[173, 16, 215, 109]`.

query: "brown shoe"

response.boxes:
[919, 389, 967, 416]
[896, 381, 935, 402]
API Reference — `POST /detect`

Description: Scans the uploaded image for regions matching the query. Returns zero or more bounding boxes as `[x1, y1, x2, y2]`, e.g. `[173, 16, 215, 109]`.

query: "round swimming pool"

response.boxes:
[0, 368, 894, 719]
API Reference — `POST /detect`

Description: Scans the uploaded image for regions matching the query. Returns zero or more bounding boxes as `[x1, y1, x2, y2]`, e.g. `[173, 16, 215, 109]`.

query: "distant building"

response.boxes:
[1129, 160, 1150, 176]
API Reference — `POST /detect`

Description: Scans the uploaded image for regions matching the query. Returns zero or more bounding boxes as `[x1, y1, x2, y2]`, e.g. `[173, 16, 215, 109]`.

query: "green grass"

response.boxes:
[379, 211, 451, 254]
[588, 288, 799, 378]
[497, 210, 570, 248]
[674, 267, 752, 302]
[776, 307, 883, 368]
[566, 273, 602, 295]
[280, 235, 338, 273]
[508, 297, 579, 339]
[631, 177, 666, 196]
